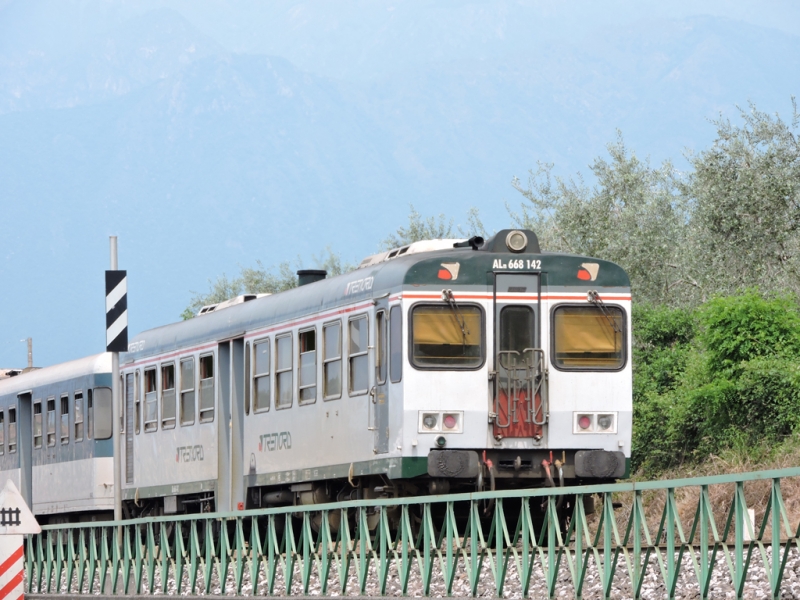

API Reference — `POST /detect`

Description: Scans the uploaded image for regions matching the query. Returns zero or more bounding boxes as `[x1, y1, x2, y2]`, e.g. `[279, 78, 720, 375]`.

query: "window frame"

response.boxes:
[252, 338, 271, 413]
[60, 394, 69, 445]
[0, 409, 4, 455]
[7, 407, 16, 454]
[389, 305, 403, 383]
[348, 314, 370, 396]
[198, 353, 215, 423]
[376, 310, 388, 385]
[323, 320, 343, 401]
[33, 400, 43, 449]
[298, 327, 317, 405]
[550, 303, 628, 372]
[407, 302, 486, 371]
[46, 397, 56, 447]
[74, 390, 84, 442]
[87, 389, 94, 439]
[143, 367, 159, 433]
[180, 357, 196, 426]
[161, 362, 177, 430]
[275, 333, 293, 409]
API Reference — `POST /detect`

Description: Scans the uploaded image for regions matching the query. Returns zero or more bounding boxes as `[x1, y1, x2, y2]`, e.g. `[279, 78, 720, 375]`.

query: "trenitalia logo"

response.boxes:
[176, 445, 204, 462]
[578, 263, 599, 281]
[437, 263, 460, 281]
[259, 431, 292, 451]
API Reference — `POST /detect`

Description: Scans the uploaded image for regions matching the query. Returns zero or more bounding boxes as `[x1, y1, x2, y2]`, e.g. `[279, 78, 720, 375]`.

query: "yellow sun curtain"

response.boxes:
[413, 307, 481, 346]
[554, 307, 623, 367]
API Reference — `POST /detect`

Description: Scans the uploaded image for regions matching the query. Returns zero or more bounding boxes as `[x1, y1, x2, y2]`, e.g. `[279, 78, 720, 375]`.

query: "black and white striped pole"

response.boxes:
[106, 236, 126, 523]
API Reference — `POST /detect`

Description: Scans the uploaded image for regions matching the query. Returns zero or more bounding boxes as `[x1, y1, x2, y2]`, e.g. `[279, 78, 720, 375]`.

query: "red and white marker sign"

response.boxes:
[0, 480, 40, 600]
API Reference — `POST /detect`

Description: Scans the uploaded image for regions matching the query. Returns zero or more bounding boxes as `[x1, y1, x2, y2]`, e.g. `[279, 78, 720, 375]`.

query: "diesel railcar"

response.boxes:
[120, 228, 632, 517]
[0, 354, 114, 523]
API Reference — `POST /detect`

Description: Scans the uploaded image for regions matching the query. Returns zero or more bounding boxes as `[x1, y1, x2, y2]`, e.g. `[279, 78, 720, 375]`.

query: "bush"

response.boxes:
[631, 291, 800, 477]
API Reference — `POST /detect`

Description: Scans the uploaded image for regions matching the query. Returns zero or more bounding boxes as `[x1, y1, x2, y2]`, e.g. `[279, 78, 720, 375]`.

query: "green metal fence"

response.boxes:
[26, 467, 800, 599]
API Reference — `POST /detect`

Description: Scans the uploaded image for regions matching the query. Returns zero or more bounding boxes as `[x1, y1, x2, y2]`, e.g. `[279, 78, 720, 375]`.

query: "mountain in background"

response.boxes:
[0, 0, 798, 366]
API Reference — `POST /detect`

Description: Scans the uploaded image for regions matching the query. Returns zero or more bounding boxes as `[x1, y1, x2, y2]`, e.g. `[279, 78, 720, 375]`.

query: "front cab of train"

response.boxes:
[399, 229, 632, 493]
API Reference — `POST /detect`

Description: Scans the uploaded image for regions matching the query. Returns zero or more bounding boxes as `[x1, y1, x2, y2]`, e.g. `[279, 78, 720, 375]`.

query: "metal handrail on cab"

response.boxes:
[496, 348, 547, 428]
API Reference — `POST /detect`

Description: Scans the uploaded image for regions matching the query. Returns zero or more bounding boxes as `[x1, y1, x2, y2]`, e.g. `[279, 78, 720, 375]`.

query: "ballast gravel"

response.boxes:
[45, 544, 800, 598]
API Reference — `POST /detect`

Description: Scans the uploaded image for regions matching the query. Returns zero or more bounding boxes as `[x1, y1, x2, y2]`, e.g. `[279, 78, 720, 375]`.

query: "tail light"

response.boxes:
[573, 412, 617, 434]
[419, 411, 463, 433]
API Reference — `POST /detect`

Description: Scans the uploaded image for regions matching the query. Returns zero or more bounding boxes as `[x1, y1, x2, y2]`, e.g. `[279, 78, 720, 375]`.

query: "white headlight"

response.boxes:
[505, 230, 528, 253]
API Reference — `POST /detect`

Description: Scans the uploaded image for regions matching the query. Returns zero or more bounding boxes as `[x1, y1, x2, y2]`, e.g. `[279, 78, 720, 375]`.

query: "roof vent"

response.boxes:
[196, 293, 271, 317]
[357, 239, 465, 269]
[297, 269, 327, 286]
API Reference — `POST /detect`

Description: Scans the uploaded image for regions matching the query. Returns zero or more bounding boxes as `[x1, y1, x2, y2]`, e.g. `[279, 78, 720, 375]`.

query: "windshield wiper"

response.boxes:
[587, 290, 622, 333]
[442, 288, 470, 347]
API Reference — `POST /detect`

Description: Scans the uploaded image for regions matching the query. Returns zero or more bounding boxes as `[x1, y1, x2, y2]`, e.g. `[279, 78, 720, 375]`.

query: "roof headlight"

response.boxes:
[506, 230, 528, 253]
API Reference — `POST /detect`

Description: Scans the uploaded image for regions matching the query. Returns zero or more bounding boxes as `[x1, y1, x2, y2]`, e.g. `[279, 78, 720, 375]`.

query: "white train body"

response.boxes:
[118, 229, 632, 514]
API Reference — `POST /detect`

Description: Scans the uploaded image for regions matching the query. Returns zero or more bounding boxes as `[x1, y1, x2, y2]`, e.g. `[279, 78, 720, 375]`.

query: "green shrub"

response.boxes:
[631, 291, 800, 477]
[698, 291, 800, 374]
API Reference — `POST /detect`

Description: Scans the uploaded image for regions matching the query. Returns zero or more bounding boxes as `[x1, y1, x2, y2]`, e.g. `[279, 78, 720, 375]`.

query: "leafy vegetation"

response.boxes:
[632, 292, 800, 476]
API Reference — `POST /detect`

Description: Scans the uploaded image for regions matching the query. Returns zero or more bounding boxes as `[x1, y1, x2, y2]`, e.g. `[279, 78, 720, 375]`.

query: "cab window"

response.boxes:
[552, 305, 625, 369]
[410, 304, 483, 368]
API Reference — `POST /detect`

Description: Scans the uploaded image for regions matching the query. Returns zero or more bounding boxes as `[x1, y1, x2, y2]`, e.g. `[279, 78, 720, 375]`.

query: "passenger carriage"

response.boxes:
[0, 354, 114, 523]
[120, 229, 632, 516]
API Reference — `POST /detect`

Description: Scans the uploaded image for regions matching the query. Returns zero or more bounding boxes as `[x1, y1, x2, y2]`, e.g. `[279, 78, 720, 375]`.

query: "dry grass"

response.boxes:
[584, 433, 800, 545]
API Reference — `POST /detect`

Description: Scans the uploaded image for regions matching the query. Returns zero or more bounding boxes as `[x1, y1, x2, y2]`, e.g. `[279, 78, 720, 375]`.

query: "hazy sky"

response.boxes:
[0, 0, 797, 367]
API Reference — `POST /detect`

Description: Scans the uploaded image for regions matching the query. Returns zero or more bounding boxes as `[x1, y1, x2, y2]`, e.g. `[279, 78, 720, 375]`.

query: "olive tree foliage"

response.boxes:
[180, 249, 355, 320]
[511, 134, 691, 306]
[685, 100, 800, 299]
[381, 205, 487, 250]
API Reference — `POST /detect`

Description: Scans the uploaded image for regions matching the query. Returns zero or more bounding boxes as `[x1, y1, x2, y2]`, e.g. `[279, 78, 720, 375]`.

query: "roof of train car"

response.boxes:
[124, 230, 630, 363]
[0, 353, 111, 397]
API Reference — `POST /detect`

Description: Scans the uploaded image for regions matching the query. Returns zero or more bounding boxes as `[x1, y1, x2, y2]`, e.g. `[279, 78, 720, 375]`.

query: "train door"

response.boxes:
[17, 392, 32, 507]
[492, 273, 547, 441]
[372, 300, 389, 454]
[125, 373, 134, 484]
[217, 339, 245, 512]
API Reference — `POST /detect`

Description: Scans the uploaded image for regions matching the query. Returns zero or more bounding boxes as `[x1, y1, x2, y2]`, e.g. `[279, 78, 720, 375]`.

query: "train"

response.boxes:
[0, 228, 632, 523]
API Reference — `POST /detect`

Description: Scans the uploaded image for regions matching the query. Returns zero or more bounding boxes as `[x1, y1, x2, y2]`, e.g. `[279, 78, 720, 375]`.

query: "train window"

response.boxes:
[33, 401, 43, 448]
[161, 363, 176, 429]
[349, 315, 369, 395]
[553, 305, 625, 370]
[60, 395, 69, 445]
[135, 371, 141, 434]
[74, 392, 84, 441]
[180, 358, 195, 426]
[323, 321, 342, 400]
[87, 390, 93, 439]
[376, 311, 387, 385]
[390, 306, 403, 383]
[0, 410, 4, 455]
[298, 328, 317, 404]
[8, 408, 17, 453]
[410, 304, 483, 368]
[92, 387, 113, 440]
[120, 375, 125, 434]
[244, 341, 251, 416]
[499, 306, 535, 359]
[199, 354, 215, 422]
[275, 334, 293, 409]
[46, 398, 56, 447]
[253, 339, 270, 412]
[144, 368, 158, 432]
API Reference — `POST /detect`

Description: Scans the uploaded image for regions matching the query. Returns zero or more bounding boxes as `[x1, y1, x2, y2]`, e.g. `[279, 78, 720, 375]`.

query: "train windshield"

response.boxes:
[411, 304, 482, 368]
[553, 305, 624, 369]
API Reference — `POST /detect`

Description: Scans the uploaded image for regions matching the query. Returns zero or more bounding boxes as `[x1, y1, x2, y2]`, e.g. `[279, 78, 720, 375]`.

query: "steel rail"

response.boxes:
[25, 467, 800, 599]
